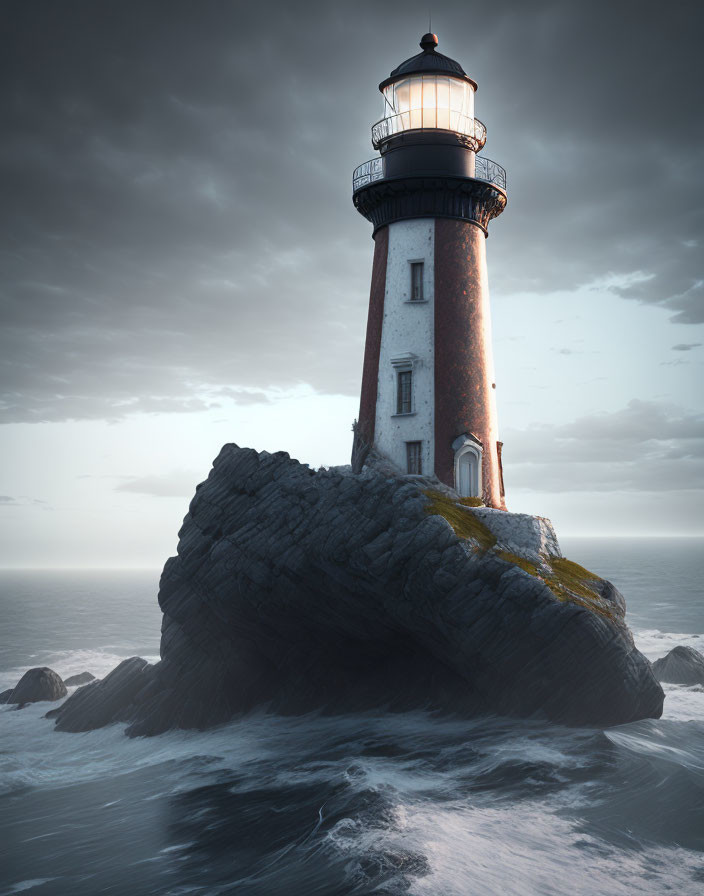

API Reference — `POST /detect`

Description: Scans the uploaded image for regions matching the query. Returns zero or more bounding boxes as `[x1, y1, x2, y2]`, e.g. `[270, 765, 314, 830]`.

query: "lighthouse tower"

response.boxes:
[351, 33, 507, 510]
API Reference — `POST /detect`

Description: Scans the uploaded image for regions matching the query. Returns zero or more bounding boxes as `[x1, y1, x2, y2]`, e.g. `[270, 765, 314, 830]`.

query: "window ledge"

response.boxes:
[392, 411, 417, 417]
[403, 299, 429, 305]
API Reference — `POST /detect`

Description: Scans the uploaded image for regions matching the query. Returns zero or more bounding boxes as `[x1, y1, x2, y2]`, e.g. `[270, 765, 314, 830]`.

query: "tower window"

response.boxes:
[410, 262, 424, 301]
[406, 441, 422, 475]
[397, 370, 413, 414]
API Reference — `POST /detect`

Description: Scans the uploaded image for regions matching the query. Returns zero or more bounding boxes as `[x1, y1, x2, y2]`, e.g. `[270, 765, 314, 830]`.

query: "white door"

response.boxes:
[458, 453, 477, 497]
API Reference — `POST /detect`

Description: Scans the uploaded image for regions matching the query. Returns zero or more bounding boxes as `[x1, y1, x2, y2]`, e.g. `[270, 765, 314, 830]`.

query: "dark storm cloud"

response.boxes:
[1, 0, 702, 423]
[504, 399, 704, 492]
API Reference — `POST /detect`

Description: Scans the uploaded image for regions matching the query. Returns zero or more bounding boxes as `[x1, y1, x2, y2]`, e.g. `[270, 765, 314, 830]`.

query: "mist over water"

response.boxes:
[1, 539, 703, 895]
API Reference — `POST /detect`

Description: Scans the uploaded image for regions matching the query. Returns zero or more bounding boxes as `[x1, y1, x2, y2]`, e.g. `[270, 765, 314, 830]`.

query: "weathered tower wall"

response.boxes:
[356, 227, 388, 451]
[434, 218, 504, 509]
[373, 219, 435, 476]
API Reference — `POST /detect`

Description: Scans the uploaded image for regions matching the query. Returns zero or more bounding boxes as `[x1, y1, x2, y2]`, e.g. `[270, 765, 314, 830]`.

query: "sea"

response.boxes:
[1, 538, 703, 895]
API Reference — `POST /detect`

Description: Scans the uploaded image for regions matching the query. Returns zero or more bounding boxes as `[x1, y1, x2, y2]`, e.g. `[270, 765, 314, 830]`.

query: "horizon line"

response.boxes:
[2, 533, 704, 571]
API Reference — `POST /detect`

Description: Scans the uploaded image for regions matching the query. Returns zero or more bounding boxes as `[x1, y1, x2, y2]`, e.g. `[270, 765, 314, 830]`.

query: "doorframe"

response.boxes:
[452, 434, 483, 498]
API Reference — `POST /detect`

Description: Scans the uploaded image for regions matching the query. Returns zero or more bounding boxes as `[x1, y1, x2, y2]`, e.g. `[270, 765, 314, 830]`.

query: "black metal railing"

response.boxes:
[475, 155, 507, 191]
[352, 154, 507, 193]
[352, 157, 384, 192]
[371, 113, 487, 151]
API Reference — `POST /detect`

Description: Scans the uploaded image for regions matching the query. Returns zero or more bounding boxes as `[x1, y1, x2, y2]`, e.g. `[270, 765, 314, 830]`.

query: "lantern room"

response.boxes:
[371, 33, 486, 152]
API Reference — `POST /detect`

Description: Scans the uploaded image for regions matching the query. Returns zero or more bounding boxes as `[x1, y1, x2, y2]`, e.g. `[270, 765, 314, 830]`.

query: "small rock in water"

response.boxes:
[2, 667, 67, 704]
[53, 657, 152, 732]
[652, 646, 704, 686]
[64, 672, 96, 687]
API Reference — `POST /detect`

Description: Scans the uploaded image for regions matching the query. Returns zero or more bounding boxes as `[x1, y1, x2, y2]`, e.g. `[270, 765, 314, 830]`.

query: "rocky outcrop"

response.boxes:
[1, 667, 67, 705]
[64, 672, 96, 687]
[471, 508, 562, 564]
[52, 445, 663, 736]
[652, 646, 704, 685]
[51, 658, 151, 729]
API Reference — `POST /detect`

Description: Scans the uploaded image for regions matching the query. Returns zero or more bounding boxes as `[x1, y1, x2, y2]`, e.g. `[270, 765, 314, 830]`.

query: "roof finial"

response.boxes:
[420, 31, 438, 52]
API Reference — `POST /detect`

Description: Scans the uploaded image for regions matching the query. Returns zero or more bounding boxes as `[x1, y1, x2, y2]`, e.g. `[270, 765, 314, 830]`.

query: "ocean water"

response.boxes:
[1, 539, 703, 895]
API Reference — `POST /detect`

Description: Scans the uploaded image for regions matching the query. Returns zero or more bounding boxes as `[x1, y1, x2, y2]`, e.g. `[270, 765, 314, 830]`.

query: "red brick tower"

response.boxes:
[351, 33, 507, 510]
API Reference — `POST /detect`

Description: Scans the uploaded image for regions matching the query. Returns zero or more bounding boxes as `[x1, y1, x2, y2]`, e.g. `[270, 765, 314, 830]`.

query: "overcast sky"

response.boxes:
[1, 0, 702, 567]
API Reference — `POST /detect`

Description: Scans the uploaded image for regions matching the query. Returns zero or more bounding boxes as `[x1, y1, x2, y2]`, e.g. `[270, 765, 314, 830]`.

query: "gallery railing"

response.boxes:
[352, 157, 384, 192]
[371, 113, 487, 151]
[474, 155, 507, 191]
[352, 154, 507, 193]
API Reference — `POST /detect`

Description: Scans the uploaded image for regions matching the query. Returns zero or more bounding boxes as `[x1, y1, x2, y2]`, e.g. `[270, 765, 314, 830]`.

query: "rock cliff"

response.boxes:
[53, 444, 663, 735]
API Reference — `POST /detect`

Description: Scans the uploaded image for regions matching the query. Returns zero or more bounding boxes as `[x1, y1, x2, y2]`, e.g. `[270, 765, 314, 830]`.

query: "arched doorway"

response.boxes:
[458, 450, 479, 497]
[452, 435, 483, 499]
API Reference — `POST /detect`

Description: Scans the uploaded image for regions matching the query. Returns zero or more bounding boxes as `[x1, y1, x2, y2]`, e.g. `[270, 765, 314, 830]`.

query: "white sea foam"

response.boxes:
[633, 628, 704, 662]
[629, 628, 704, 722]
[396, 801, 703, 896]
[3, 880, 57, 894]
[0, 648, 160, 692]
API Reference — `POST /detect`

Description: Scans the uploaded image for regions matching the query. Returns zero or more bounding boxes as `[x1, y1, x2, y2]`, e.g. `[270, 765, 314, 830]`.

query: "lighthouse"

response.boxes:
[351, 33, 507, 510]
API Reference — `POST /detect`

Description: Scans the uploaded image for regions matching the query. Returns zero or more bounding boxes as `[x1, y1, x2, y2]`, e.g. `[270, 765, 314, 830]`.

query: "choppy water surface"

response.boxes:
[1, 539, 703, 895]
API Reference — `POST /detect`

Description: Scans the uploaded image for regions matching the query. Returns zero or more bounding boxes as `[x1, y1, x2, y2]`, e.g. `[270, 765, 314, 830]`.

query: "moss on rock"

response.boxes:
[423, 490, 497, 551]
[542, 558, 618, 621]
[425, 492, 619, 622]
[495, 550, 541, 578]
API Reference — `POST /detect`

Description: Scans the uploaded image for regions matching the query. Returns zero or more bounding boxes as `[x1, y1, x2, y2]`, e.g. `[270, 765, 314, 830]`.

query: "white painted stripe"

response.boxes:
[374, 219, 435, 476]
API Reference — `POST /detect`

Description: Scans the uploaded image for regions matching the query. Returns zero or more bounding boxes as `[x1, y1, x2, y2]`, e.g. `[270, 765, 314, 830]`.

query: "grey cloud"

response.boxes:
[215, 388, 272, 405]
[115, 471, 200, 497]
[0, 495, 48, 507]
[508, 458, 704, 493]
[1, 0, 703, 424]
[672, 343, 702, 351]
[504, 399, 704, 492]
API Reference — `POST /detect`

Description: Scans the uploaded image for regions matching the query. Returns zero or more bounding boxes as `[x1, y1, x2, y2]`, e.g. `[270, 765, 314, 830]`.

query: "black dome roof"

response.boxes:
[379, 34, 477, 92]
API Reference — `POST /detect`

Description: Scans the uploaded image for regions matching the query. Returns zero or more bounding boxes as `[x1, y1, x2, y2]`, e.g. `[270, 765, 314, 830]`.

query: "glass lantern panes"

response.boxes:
[382, 74, 475, 138]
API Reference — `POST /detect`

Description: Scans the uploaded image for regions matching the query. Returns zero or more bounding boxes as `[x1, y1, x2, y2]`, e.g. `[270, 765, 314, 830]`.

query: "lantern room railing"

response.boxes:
[371, 113, 487, 152]
[352, 154, 507, 193]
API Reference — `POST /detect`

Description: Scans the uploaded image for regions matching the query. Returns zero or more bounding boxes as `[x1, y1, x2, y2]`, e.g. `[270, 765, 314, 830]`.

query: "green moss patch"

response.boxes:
[493, 550, 618, 623]
[548, 558, 601, 599]
[495, 550, 540, 577]
[423, 490, 496, 551]
[543, 557, 617, 621]
[422, 494, 618, 622]
[458, 496, 484, 508]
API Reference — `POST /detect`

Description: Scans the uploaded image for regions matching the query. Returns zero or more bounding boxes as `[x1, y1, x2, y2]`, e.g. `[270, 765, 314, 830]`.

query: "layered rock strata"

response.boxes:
[53, 445, 663, 736]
